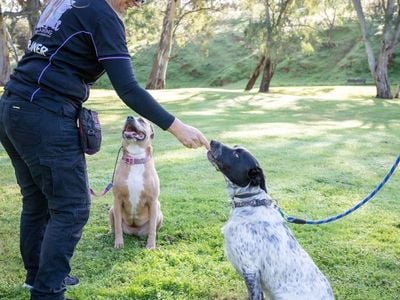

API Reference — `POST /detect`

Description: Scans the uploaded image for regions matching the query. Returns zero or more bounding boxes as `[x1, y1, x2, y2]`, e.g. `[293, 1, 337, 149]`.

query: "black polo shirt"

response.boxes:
[6, 0, 174, 130]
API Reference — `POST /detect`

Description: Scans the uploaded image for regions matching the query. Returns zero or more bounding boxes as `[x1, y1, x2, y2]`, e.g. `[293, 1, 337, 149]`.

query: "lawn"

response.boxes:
[0, 86, 399, 299]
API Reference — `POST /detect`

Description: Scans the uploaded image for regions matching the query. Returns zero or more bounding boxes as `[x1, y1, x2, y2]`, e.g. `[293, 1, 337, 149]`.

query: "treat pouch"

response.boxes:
[78, 107, 102, 155]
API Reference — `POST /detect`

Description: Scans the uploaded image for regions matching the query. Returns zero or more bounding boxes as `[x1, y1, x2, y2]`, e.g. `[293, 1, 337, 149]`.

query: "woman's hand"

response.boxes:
[167, 118, 210, 150]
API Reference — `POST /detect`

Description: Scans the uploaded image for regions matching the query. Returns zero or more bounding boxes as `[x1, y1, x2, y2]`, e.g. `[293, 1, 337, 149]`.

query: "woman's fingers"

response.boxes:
[167, 118, 209, 150]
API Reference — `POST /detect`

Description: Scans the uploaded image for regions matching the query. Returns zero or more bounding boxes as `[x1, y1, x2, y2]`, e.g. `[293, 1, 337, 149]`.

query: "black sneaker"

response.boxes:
[62, 275, 80, 288]
[22, 275, 80, 290]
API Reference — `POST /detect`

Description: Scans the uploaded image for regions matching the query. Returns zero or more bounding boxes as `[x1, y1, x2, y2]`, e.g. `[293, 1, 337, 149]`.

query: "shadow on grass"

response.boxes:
[1, 87, 399, 299]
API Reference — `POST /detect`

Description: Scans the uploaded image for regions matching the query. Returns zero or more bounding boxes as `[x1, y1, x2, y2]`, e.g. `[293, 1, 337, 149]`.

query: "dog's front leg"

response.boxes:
[145, 201, 159, 249]
[108, 207, 115, 234]
[243, 272, 264, 300]
[112, 200, 124, 249]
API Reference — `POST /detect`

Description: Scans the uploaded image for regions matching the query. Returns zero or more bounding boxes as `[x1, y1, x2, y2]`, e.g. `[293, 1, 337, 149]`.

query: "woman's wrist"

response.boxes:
[166, 118, 182, 136]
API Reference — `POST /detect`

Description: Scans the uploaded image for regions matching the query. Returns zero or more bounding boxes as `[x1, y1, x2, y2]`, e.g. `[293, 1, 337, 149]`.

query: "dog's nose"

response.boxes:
[127, 116, 134, 120]
[210, 140, 219, 147]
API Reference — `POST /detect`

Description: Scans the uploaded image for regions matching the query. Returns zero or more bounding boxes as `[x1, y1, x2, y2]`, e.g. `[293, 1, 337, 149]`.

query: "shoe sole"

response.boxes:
[22, 283, 79, 290]
[64, 283, 80, 289]
[22, 283, 33, 290]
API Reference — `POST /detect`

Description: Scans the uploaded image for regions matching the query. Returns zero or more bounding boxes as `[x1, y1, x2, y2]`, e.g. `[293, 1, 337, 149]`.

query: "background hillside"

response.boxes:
[95, 19, 400, 90]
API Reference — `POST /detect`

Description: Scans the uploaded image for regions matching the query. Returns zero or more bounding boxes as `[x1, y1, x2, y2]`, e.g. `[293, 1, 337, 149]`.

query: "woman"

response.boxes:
[0, 0, 209, 299]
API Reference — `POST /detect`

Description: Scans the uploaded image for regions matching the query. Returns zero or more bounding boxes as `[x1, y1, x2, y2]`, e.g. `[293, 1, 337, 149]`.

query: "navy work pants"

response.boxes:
[0, 90, 90, 300]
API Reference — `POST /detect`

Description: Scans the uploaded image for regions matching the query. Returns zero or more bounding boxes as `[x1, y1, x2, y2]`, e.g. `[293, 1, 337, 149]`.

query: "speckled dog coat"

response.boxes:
[223, 182, 334, 300]
[207, 140, 334, 300]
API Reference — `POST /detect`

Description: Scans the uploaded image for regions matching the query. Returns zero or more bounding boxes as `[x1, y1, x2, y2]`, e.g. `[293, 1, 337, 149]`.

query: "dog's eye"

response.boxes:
[233, 151, 240, 158]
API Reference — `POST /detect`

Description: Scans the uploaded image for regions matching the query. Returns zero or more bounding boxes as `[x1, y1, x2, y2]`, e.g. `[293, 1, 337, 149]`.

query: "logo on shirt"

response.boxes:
[34, 0, 74, 37]
[27, 40, 48, 56]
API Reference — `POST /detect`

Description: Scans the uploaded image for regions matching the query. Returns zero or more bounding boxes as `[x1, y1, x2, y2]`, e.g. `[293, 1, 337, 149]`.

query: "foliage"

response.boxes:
[124, 2, 165, 53]
[8, 18, 31, 53]
[0, 86, 399, 299]
[3, 0, 400, 91]
[94, 18, 400, 90]
[173, 0, 219, 48]
[3, 0, 45, 32]
[135, 17, 258, 88]
[242, 0, 300, 59]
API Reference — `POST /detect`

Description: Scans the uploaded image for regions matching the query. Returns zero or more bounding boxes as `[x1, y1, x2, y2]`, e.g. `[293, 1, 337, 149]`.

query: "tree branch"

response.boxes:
[173, 6, 224, 36]
[275, 0, 294, 27]
[6, 25, 19, 63]
[3, 10, 31, 18]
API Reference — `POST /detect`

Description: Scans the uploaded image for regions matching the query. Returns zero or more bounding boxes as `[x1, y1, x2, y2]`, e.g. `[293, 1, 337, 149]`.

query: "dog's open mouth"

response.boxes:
[123, 124, 146, 141]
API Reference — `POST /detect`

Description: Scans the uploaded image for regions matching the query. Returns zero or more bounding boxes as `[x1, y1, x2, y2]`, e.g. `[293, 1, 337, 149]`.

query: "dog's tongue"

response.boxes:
[124, 131, 144, 140]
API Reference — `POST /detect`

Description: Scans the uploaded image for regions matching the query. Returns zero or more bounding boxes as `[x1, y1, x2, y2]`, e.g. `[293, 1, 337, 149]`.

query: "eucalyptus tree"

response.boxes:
[146, 0, 178, 89]
[243, 0, 308, 92]
[352, 0, 400, 99]
[244, 0, 356, 92]
[317, 0, 352, 48]
[124, 2, 165, 52]
[146, 0, 225, 89]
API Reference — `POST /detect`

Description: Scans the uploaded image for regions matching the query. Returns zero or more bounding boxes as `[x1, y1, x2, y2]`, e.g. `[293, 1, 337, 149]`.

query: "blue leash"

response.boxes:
[279, 155, 400, 225]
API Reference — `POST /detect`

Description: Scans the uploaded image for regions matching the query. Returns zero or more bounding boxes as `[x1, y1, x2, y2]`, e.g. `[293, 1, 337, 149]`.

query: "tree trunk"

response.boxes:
[6, 25, 19, 63]
[394, 84, 399, 98]
[146, 0, 179, 90]
[259, 57, 273, 93]
[375, 46, 393, 99]
[0, 3, 10, 86]
[244, 56, 266, 91]
[351, 0, 376, 78]
[352, 0, 399, 99]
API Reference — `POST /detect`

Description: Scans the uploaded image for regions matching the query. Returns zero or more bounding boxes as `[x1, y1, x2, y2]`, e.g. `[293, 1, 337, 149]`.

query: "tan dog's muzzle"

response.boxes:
[122, 116, 150, 141]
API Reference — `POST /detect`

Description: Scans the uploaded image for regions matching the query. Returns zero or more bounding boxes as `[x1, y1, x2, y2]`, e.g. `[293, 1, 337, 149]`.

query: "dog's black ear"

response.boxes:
[248, 167, 267, 192]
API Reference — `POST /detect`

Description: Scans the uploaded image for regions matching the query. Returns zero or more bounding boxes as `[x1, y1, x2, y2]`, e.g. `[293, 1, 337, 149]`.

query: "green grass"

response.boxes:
[0, 86, 399, 299]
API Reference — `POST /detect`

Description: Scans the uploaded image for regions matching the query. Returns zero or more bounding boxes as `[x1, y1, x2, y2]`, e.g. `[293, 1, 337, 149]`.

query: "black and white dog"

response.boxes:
[207, 140, 334, 300]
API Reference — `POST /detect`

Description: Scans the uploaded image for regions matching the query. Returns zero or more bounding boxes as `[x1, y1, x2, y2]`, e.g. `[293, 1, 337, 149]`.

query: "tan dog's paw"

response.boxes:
[145, 242, 156, 250]
[114, 237, 124, 249]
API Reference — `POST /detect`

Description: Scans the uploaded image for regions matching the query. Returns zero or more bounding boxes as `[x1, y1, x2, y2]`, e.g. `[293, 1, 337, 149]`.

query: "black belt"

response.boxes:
[2, 89, 79, 120]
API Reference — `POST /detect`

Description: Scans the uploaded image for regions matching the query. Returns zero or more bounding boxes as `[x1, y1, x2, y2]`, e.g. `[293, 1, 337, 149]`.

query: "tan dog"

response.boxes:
[109, 116, 163, 249]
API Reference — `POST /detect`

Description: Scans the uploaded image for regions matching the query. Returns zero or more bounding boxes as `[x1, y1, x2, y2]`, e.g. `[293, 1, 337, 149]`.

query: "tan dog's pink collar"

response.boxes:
[122, 151, 151, 165]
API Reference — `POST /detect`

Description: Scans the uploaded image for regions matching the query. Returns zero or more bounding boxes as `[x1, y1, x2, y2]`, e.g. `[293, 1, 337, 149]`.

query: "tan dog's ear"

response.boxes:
[150, 124, 155, 139]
